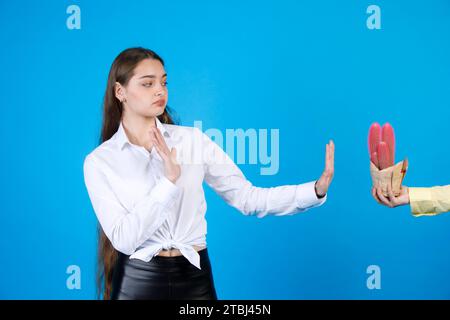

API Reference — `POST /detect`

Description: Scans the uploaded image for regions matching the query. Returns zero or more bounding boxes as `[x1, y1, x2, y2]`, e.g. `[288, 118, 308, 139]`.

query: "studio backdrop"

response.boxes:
[1, 0, 449, 299]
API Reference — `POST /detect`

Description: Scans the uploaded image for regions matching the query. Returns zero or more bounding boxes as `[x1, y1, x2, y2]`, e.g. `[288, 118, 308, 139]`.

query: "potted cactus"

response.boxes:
[368, 122, 408, 196]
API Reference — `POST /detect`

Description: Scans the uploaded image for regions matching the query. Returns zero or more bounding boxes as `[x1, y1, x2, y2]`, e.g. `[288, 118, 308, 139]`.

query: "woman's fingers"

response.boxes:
[153, 140, 169, 161]
[151, 127, 170, 155]
[325, 143, 330, 171]
[151, 128, 172, 158]
[315, 140, 335, 197]
[156, 128, 171, 154]
[150, 128, 162, 149]
[151, 132, 171, 163]
[332, 140, 335, 166]
[324, 140, 334, 178]
[329, 140, 335, 174]
[147, 126, 181, 183]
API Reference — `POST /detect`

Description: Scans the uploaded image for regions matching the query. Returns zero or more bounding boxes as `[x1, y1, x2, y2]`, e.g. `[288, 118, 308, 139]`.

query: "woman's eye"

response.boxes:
[163, 82, 168, 86]
[143, 82, 153, 87]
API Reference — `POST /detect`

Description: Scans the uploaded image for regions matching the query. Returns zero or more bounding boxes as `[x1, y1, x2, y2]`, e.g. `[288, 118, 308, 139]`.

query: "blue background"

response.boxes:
[1, 0, 449, 299]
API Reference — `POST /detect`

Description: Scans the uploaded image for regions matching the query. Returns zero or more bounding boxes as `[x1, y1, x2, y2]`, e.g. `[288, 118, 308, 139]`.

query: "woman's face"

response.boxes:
[116, 58, 168, 118]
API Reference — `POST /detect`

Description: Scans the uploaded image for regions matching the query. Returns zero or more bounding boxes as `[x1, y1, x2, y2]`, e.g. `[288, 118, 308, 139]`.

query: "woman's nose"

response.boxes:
[154, 84, 166, 96]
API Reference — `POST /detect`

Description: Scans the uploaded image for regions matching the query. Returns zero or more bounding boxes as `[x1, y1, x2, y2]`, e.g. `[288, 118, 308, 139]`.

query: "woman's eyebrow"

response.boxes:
[138, 73, 167, 79]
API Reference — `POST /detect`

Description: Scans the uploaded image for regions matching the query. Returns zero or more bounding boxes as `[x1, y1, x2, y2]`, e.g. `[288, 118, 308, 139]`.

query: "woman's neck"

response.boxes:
[121, 113, 157, 149]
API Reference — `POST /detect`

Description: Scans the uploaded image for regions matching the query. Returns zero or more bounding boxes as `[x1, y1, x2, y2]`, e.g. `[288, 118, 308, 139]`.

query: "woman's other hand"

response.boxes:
[315, 140, 335, 198]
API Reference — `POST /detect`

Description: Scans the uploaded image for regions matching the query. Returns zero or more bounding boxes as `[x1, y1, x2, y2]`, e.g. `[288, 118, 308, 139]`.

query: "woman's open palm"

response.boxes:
[315, 140, 335, 198]
[150, 127, 180, 184]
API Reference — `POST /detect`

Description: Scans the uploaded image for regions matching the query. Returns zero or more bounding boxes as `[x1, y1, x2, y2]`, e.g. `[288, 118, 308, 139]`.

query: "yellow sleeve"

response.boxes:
[409, 185, 450, 217]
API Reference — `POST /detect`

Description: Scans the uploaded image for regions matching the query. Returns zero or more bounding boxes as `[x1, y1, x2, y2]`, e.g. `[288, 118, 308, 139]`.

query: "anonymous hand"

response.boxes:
[372, 182, 410, 208]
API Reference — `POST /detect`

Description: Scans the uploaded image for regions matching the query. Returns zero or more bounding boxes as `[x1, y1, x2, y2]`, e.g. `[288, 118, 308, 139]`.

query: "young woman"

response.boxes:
[83, 47, 335, 300]
[372, 184, 450, 216]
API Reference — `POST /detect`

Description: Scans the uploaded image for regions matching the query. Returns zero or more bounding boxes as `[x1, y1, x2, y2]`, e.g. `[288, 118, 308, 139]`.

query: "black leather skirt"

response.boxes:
[111, 248, 218, 300]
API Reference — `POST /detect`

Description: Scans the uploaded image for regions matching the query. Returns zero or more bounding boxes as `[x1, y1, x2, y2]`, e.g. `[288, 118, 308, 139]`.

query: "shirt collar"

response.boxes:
[115, 117, 170, 151]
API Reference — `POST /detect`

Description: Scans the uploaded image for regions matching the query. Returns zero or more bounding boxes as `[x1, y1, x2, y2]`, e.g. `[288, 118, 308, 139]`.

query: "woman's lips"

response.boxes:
[153, 99, 166, 106]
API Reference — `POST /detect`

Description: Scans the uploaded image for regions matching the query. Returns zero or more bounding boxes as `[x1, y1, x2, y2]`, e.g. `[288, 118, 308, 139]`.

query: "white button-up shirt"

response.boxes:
[83, 117, 327, 269]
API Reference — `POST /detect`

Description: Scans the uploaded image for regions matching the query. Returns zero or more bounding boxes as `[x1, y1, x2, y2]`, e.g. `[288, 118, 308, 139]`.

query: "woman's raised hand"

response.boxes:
[149, 127, 181, 184]
[315, 140, 335, 198]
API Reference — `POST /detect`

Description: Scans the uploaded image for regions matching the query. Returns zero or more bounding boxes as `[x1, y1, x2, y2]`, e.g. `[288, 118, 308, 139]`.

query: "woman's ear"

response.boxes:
[115, 82, 126, 102]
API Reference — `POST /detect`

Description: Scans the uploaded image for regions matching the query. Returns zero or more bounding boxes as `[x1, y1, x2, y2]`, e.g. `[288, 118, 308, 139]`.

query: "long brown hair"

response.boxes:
[97, 47, 177, 299]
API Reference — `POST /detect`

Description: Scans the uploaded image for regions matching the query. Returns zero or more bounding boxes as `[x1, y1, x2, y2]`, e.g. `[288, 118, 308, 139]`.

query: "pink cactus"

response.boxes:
[377, 142, 391, 170]
[370, 151, 379, 168]
[381, 123, 395, 167]
[368, 122, 396, 170]
[368, 122, 381, 157]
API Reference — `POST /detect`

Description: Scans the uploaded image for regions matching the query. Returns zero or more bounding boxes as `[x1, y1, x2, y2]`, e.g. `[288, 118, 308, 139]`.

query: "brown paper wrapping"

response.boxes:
[370, 159, 408, 197]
